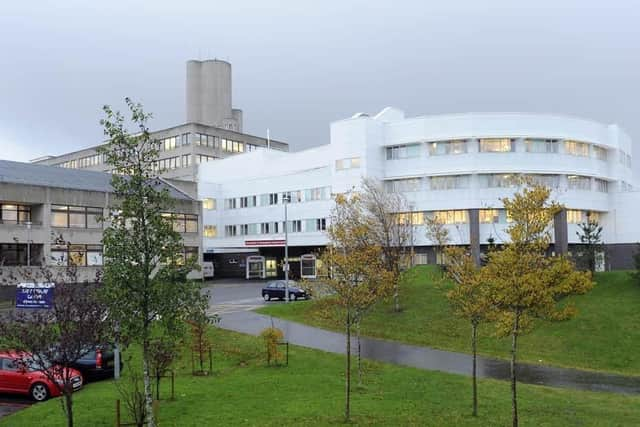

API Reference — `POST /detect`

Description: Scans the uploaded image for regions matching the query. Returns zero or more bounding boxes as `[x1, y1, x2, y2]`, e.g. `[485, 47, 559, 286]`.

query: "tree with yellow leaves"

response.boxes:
[482, 182, 593, 427]
[444, 246, 493, 417]
[318, 192, 394, 422]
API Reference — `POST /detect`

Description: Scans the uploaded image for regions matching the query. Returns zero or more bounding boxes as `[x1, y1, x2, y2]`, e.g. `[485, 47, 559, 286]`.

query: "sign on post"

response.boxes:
[15, 283, 55, 309]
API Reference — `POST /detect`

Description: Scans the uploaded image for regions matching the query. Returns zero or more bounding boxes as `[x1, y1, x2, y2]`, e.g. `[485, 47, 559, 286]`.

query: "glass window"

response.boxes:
[525, 139, 559, 153]
[385, 178, 422, 192]
[203, 198, 216, 210]
[87, 208, 102, 229]
[564, 140, 590, 157]
[429, 140, 467, 155]
[567, 175, 591, 191]
[51, 206, 68, 227]
[529, 174, 560, 188]
[204, 225, 217, 238]
[432, 210, 468, 224]
[593, 146, 607, 161]
[87, 246, 103, 266]
[185, 215, 198, 233]
[478, 174, 517, 188]
[567, 210, 584, 224]
[595, 179, 609, 193]
[479, 209, 500, 224]
[386, 143, 422, 160]
[0, 204, 31, 225]
[430, 175, 470, 190]
[479, 138, 514, 153]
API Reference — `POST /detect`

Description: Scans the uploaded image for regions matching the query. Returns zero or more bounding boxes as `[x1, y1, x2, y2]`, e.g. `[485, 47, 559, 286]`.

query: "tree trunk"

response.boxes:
[142, 340, 156, 427]
[510, 313, 520, 427]
[345, 313, 351, 422]
[356, 320, 362, 386]
[393, 266, 401, 312]
[64, 388, 73, 427]
[471, 322, 478, 417]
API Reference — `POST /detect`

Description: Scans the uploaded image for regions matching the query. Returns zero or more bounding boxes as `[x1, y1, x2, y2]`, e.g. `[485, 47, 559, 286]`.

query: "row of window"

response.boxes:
[222, 218, 327, 237]
[385, 174, 610, 192]
[396, 209, 600, 226]
[223, 187, 331, 210]
[385, 138, 617, 160]
[0, 204, 32, 225]
[48, 244, 198, 267]
[51, 205, 103, 229]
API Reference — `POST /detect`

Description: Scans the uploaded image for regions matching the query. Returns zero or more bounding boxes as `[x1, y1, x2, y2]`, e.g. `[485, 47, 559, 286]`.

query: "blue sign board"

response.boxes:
[15, 283, 55, 309]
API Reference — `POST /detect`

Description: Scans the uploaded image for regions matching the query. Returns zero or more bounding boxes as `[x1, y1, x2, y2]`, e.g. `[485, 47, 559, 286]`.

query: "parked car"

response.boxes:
[0, 351, 83, 401]
[66, 346, 123, 382]
[262, 280, 308, 301]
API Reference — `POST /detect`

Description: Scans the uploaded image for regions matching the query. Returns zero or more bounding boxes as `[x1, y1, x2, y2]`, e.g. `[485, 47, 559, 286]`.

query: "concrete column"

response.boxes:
[468, 208, 481, 265]
[553, 209, 568, 256]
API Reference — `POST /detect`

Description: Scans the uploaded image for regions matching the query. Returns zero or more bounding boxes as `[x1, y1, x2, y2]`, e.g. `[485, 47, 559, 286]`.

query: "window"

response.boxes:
[567, 210, 583, 224]
[529, 174, 560, 188]
[304, 187, 328, 201]
[182, 154, 192, 168]
[335, 157, 361, 170]
[304, 218, 327, 232]
[240, 197, 249, 208]
[239, 224, 249, 236]
[269, 193, 278, 205]
[431, 210, 468, 224]
[50, 244, 102, 266]
[260, 223, 270, 234]
[300, 254, 317, 278]
[585, 211, 600, 223]
[567, 175, 591, 191]
[479, 209, 500, 224]
[430, 175, 470, 190]
[51, 205, 102, 229]
[593, 146, 607, 161]
[386, 143, 421, 160]
[0, 204, 31, 225]
[479, 138, 514, 153]
[429, 140, 467, 155]
[385, 178, 422, 192]
[316, 218, 327, 231]
[204, 225, 217, 238]
[525, 139, 559, 153]
[595, 179, 608, 193]
[0, 244, 28, 266]
[203, 198, 216, 210]
[287, 220, 302, 233]
[564, 140, 589, 157]
[225, 198, 237, 210]
[225, 225, 237, 237]
[162, 213, 198, 233]
[478, 174, 517, 188]
[396, 212, 424, 225]
[282, 191, 300, 203]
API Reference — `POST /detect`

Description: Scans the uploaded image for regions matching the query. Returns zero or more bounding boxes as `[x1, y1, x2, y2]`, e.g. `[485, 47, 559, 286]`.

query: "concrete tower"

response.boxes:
[186, 59, 243, 132]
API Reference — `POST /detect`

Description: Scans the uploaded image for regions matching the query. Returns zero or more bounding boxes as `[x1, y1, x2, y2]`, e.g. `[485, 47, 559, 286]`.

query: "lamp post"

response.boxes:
[283, 193, 291, 302]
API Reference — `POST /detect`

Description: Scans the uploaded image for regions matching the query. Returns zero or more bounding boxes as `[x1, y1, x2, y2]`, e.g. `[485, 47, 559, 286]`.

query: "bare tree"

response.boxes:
[425, 214, 450, 265]
[360, 178, 411, 312]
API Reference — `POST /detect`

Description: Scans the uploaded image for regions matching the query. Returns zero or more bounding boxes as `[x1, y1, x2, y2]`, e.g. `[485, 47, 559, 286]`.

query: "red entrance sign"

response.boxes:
[245, 239, 286, 247]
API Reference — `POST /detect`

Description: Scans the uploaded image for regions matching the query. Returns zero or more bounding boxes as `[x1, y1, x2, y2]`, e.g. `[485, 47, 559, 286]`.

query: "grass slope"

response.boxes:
[258, 267, 640, 375]
[2, 328, 639, 426]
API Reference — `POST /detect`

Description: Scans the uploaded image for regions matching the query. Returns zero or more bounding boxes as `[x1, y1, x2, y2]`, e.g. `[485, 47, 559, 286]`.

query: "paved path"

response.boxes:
[206, 280, 640, 395]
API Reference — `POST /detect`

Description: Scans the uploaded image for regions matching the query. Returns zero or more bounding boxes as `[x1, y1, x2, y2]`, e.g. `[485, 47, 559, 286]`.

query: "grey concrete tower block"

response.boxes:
[186, 59, 234, 129]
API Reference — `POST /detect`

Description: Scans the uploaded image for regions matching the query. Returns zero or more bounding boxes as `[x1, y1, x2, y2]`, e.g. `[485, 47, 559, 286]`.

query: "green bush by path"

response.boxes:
[2, 328, 639, 426]
[259, 267, 640, 375]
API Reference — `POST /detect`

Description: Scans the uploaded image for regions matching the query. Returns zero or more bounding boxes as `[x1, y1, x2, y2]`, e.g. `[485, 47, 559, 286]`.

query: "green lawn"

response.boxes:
[258, 267, 640, 376]
[2, 328, 639, 426]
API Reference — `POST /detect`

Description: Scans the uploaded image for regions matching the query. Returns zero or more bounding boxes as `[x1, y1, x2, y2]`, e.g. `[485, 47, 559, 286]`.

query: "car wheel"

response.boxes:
[30, 383, 50, 402]
[289, 293, 297, 301]
[263, 293, 270, 301]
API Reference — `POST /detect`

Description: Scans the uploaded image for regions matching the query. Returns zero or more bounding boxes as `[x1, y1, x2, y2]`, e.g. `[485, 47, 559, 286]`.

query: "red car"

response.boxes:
[0, 351, 83, 401]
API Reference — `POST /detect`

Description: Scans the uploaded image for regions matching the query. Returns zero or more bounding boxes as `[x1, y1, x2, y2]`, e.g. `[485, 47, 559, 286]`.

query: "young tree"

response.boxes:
[360, 178, 411, 312]
[99, 98, 205, 427]
[425, 214, 450, 266]
[576, 214, 604, 272]
[148, 338, 178, 400]
[482, 183, 593, 427]
[319, 192, 394, 421]
[444, 246, 493, 417]
[0, 267, 109, 427]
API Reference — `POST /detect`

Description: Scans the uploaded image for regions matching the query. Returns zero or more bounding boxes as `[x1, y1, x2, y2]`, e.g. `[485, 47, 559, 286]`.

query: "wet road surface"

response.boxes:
[0, 396, 32, 420]
[207, 280, 640, 395]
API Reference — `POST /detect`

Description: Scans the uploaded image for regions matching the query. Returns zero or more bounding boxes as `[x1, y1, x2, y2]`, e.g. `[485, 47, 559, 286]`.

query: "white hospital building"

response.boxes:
[199, 108, 639, 279]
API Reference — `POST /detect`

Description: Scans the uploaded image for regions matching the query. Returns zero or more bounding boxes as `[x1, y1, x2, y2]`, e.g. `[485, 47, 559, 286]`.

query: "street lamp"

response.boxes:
[283, 193, 291, 302]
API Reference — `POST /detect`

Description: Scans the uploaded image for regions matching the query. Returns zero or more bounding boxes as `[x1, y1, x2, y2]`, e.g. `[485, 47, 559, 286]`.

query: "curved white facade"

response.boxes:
[199, 108, 639, 272]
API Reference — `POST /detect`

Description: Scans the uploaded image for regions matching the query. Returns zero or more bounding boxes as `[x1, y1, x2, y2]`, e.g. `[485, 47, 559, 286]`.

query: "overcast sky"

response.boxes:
[1, 0, 639, 162]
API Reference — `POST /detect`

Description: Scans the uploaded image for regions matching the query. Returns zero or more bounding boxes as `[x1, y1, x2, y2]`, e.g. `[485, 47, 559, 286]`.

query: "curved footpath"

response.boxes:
[218, 310, 640, 395]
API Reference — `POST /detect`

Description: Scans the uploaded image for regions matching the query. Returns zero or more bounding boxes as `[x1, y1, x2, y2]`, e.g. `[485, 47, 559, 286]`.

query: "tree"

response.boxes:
[425, 214, 450, 266]
[148, 338, 178, 400]
[99, 98, 205, 427]
[360, 178, 411, 312]
[482, 183, 593, 427]
[576, 213, 604, 272]
[0, 267, 109, 427]
[318, 192, 394, 421]
[444, 246, 493, 417]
